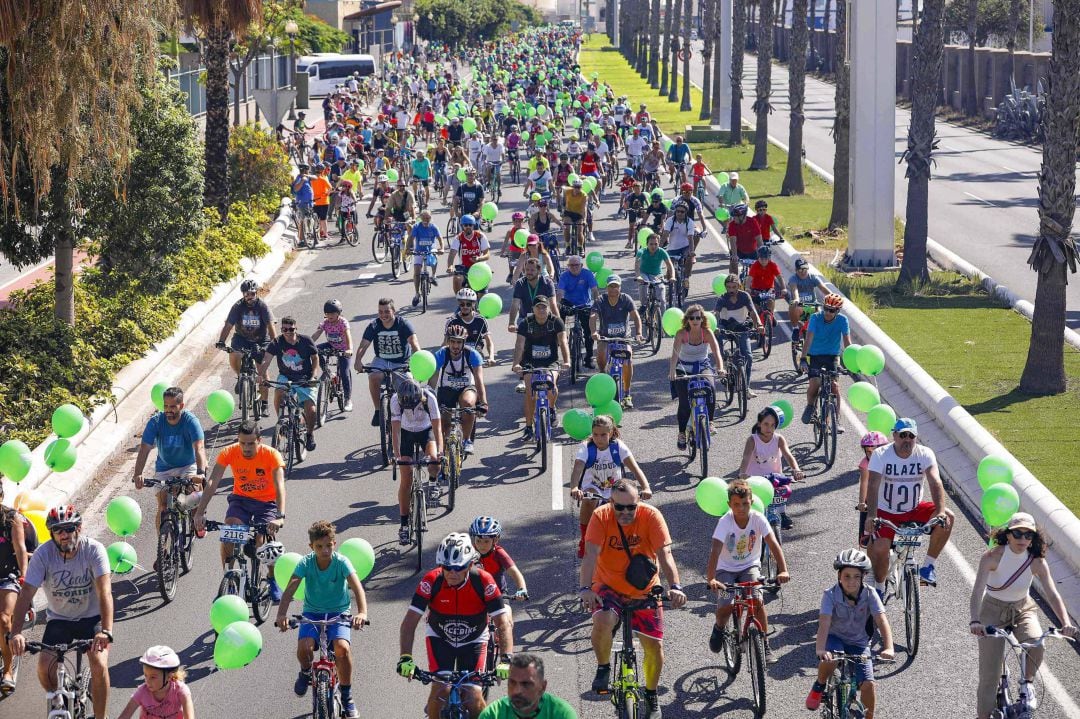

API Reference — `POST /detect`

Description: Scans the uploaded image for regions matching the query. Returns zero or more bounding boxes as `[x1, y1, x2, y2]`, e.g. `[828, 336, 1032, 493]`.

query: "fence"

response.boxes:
[164, 53, 293, 120]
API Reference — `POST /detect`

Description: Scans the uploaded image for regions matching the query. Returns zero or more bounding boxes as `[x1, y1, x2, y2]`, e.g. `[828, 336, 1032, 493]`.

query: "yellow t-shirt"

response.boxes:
[564, 190, 587, 215]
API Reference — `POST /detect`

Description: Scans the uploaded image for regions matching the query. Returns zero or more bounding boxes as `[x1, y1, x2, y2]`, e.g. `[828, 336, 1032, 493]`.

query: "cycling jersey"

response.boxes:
[411, 222, 441, 254]
[409, 568, 506, 647]
[433, 346, 482, 391]
[477, 546, 515, 592]
[451, 232, 490, 268]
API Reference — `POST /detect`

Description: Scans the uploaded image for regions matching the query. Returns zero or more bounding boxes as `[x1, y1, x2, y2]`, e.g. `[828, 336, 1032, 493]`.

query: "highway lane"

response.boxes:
[4, 165, 1080, 719]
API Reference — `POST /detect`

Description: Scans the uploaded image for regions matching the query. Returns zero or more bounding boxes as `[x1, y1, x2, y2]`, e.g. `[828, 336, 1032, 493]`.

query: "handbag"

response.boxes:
[616, 521, 658, 591]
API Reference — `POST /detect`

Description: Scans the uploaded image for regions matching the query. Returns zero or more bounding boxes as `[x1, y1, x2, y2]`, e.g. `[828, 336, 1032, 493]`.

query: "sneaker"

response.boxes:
[294, 670, 311, 697]
[621, 395, 634, 409]
[591, 665, 611, 695]
[268, 577, 283, 603]
[919, 564, 938, 587]
[747, 391, 758, 399]
[506, 272, 514, 283]
[764, 640, 774, 665]
[515, 381, 526, 393]
[343, 401, 354, 412]
[371, 410, 381, 427]
[780, 513, 794, 530]
[430, 276, 439, 287]
[806, 686, 824, 710]
[522, 425, 534, 440]
[836, 424, 846, 434]
[584, 357, 595, 369]
[463, 439, 474, 455]
[233, 379, 241, 394]
[305, 433, 316, 452]
[342, 698, 358, 718]
[260, 399, 269, 416]
[709, 625, 726, 653]
[412, 295, 420, 307]
[1020, 681, 1037, 710]
[644, 694, 662, 719]
[874, 586, 887, 604]
[676, 431, 687, 451]
[801, 404, 814, 424]
[398, 525, 410, 545]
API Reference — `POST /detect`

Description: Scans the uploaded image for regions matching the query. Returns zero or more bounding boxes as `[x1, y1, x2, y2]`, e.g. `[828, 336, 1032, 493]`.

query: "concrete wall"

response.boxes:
[306, 0, 366, 30]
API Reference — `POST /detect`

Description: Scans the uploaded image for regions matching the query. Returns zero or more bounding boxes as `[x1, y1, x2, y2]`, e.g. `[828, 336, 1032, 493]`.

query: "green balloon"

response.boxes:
[44, 438, 76, 473]
[718, 172, 730, 185]
[274, 551, 305, 602]
[409, 350, 438, 382]
[570, 117, 582, 128]
[338, 537, 376, 582]
[662, 307, 684, 336]
[593, 399, 623, 426]
[651, 188, 664, 199]
[585, 373, 617, 407]
[977, 455, 1014, 490]
[0, 439, 33, 483]
[585, 251, 604, 272]
[563, 408, 593, 441]
[535, 135, 548, 147]
[706, 313, 718, 332]
[513, 229, 529, 249]
[751, 495, 766, 514]
[595, 268, 613, 287]
[866, 404, 898, 434]
[478, 293, 503, 319]
[385, 168, 399, 183]
[107, 541, 137, 574]
[637, 227, 653, 246]
[468, 261, 493, 290]
[857, 345, 886, 376]
[662, 138, 673, 151]
[481, 202, 499, 221]
[151, 382, 169, 411]
[663, 199, 672, 210]
[435, 115, 448, 125]
[51, 404, 85, 439]
[105, 496, 142, 537]
[567, 173, 580, 187]
[206, 389, 235, 424]
[981, 484, 1020, 527]
[214, 620, 263, 670]
[714, 207, 730, 222]
[456, 167, 467, 182]
[770, 400, 794, 429]
[847, 381, 880, 412]
[589, 123, 602, 136]
[712, 274, 729, 296]
[695, 476, 729, 516]
[210, 594, 249, 633]
[463, 118, 478, 134]
[842, 344, 863, 373]
[747, 475, 775, 506]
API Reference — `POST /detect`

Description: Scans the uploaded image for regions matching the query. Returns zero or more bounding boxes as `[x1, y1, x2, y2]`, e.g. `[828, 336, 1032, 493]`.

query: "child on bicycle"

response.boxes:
[311, 299, 354, 413]
[391, 380, 444, 545]
[568, 414, 651, 559]
[856, 432, 889, 544]
[690, 154, 710, 195]
[806, 549, 893, 717]
[753, 199, 781, 241]
[276, 520, 369, 719]
[737, 406, 804, 529]
[334, 180, 359, 240]
[116, 645, 195, 719]
[468, 516, 528, 601]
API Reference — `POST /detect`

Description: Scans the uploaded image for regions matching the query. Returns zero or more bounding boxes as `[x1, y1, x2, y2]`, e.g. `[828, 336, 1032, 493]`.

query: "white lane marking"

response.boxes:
[355, 273, 376, 280]
[963, 191, 999, 208]
[1002, 165, 1029, 175]
[552, 444, 564, 511]
[364, 263, 382, 269]
[941, 144, 963, 152]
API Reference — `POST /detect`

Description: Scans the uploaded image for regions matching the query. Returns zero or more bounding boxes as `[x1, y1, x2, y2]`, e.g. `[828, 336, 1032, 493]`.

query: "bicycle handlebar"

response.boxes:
[872, 516, 947, 534]
[287, 613, 370, 630]
[410, 668, 500, 688]
[983, 626, 1074, 648]
[262, 378, 320, 389]
[142, 475, 200, 488]
[25, 639, 95, 655]
[203, 520, 273, 534]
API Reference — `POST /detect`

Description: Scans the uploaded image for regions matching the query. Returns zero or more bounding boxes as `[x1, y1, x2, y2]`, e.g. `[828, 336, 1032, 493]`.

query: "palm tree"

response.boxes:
[962, 0, 979, 116]
[781, 0, 808, 194]
[898, 0, 946, 286]
[636, 1, 648, 76]
[749, 0, 775, 168]
[807, 0, 817, 69]
[1019, 0, 1080, 395]
[661, 0, 673, 95]
[731, 0, 746, 144]
[1006, 0, 1023, 82]
[649, 0, 662, 87]
[822, 0, 833, 72]
[700, 0, 716, 119]
[710, 0, 726, 124]
[827, 0, 848, 229]
[669, 0, 682, 102]
[680, 0, 693, 110]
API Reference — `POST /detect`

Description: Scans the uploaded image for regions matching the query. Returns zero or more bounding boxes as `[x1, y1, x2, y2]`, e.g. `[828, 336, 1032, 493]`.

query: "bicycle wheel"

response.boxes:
[390, 245, 402, 279]
[447, 437, 461, 513]
[276, 422, 296, 478]
[216, 571, 243, 601]
[904, 566, 922, 657]
[421, 274, 430, 313]
[372, 231, 388, 263]
[721, 613, 742, 676]
[747, 624, 768, 717]
[761, 536, 778, 587]
[413, 487, 425, 573]
[179, 511, 195, 574]
[570, 331, 581, 384]
[316, 377, 330, 428]
[719, 368, 735, 409]
[155, 520, 179, 603]
[649, 305, 662, 355]
[790, 336, 802, 372]
[239, 374, 252, 423]
[736, 365, 749, 421]
[686, 416, 698, 463]
[823, 398, 838, 469]
[760, 313, 774, 359]
[74, 664, 92, 719]
[380, 394, 392, 466]
[335, 377, 346, 412]
[812, 396, 825, 449]
[537, 410, 549, 472]
[252, 574, 272, 625]
[346, 220, 360, 247]
[294, 421, 309, 465]
[696, 412, 709, 478]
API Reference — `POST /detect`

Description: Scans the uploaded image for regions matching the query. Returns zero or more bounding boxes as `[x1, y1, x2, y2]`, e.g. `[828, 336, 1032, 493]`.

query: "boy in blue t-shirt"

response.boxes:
[277, 520, 368, 719]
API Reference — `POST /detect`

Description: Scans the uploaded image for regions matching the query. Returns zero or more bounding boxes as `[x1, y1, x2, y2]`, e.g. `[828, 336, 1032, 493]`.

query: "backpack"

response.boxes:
[584, 440, 623, 472]
[429, 567, 487, 601]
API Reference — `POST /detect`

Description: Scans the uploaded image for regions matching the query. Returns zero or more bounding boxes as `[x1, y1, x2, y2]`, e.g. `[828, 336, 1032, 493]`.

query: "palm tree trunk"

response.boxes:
[204, 23, 231, 219]
[669, 0, 682, 102]
[750, 0, 774, 168]
[637, 3, 649, 76]
[781, 0, 808, 194]
[1019, 0, 1080, 395]
[822, 0, 833, 72]
[649, 0, 662, 87]
[963, 0, 979, 116]
[807, 0, 817, 69]
[661, 0, 673, 95]
[711, 0, 726, 123]
[681, 0, 693, 110]
[731, 0, 746, 143]
[827, 0, 849, 229]
[898, 0, 946, 286]
[700, 0, 716, 119]
[1006, 0, 1022, 84]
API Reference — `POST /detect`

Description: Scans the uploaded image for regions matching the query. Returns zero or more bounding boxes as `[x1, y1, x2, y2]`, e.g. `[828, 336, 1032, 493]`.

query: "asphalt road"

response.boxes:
[5, 145, 1080, 719]
[685, 44, 1080, 330]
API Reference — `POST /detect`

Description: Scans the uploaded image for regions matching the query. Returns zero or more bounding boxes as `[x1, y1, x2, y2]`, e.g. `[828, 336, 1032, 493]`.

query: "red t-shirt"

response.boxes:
[748, 260, 782, 292]
[754, 212, 776, 240]
[728, 219, 763, 255]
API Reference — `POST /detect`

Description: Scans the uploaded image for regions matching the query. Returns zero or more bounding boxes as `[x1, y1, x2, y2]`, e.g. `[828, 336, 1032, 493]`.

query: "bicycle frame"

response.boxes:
[610, 589, 663, 715]
[984, 626, 1071, 718]
[411, 669, 498, 719]
[289, 613, 364, 719]
[874, 516, 944, 658]
[599, 337, 632, 404]
[206, 520, 272, 624]
[25, 640, 93, 719]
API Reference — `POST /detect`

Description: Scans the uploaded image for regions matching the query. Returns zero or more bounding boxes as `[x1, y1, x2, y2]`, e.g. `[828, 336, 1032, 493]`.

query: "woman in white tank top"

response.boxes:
[969, 512, 1078, 719]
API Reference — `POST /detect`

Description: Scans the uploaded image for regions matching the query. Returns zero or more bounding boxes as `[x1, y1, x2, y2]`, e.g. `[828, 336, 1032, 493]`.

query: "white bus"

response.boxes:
[304, 54, 377, 96]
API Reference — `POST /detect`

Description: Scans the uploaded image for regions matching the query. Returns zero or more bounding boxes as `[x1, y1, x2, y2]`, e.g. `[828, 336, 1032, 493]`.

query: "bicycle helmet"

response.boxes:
[460, 215, 477, 226]
[571, 179, 583, 187]
[755, 200, 768, 211]
[436, 532, 477, 569]
[397, 379, 425, 411]
[823, 293, 844, 310]
[833, 549, 872, 574]
[298, 164, 310, 173]
[240, 279, 260, 294]
[731, 203, 749, 217]
[623, 168, 635, 176]
[680, 182, 693, 192]
[324, 299, 343, 314]
[445, 324, 469, 341]
[46, 504, 82, 530]
[256, 541, 285, 563]
[456, 288, 478, 302]
[469, 516, 502, 538]
[756, 246, 772, 259]
[339, 179, 353, 191]
[140, 646, 181, 670]
[512, 212, 525, 221]
[530, 193, 541, 201]
[860, 431, 888, 448]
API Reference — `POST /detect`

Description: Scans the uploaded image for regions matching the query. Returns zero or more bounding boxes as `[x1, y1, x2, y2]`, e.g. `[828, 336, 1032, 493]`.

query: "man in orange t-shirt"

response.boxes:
[579, 481, 687, 714]
[194, 420, 286, 596]
[310, 164, 334, 243]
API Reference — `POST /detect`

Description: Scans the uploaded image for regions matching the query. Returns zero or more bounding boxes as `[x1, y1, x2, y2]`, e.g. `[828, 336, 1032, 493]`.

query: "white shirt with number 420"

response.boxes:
[867, 443, 937, 514]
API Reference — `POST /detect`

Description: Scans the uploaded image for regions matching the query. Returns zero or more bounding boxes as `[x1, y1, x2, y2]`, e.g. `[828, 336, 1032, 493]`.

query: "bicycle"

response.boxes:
[410, 669, 499, 719]
[565, 220, 585, 257]
[717, 581, 773, 717]
[372, 221, 390, 264]
[439, 405, 479, 513]
[219, 343, 268, 423]
[358, 367, 411, 467]
[336, 205, 360, 247]
[316, 350, 351, 428]
[718, 325, 753, 422]
[564, 305, 591, 385]
[636, 278, 667, 356]
[750, 290, 776, 359]
[393, 456, 441, 573]
[759, 475, 792, 590]
[597, 336, 634, 408]
[481, 591, 528, 700]
[387, 222, 408, 279]
[676, 370, 715, 478]
[872, 516, 945, 659]
[204, 519, 275, 625]
[789, 301, 821, 372]
[0, 572, 36, 696]
[485, 162, 502, 203]
[23, 639, 94, 719]
[807, 364, 843, 469]
[445, 214, 460, 239]
[600, 586, 664, 718]
[286, 614, 370, 719]
[142, 475, 199, 603]
[295, 204, 318, 250]
[508, 152, 521, 184]
[693, 176, 708, 205]
[819, 651, 894, 719]
[410, 178, 429, 213]
[982, 625, 1073, 719]
[264, 378, 318, 479]
[521, 365, 558, 472]
[417, 249, 442, 314]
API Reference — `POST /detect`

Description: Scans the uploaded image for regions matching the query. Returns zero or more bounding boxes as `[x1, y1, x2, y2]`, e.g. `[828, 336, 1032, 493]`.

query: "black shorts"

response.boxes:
[413, 178, 430, 187]
[426, 636, 487, 673]
[564, 211, 583, 223]
[437, 386, 474, 408]
[230, 335, 267, 362]
[422, 121, 435, 132]
[400, 427, 433, 458]
[314, 205, 329, 220]
[42, 616, 101, 646]
[808, 354, 839, 378]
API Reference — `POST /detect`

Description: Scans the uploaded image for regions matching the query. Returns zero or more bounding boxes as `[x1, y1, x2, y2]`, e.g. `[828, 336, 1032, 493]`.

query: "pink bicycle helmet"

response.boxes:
[860, 431, 888, 448]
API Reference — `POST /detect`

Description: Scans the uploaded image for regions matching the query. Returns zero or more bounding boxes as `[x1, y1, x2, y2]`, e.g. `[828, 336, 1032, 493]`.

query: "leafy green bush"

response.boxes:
[228, 123, 292, 205]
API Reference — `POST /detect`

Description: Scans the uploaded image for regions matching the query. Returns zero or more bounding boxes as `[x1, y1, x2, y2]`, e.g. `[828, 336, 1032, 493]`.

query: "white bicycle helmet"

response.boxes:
[141, 645, 180, 670]
[436, 532, 477, 570]
[456, 288, 478, 302]
[256, 541, 285, 563]
[833, 548, 872, 574]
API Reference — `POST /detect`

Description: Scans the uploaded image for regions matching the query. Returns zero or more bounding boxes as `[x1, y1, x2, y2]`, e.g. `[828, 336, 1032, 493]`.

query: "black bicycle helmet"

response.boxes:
[324, 299, 343, 314]
[240, 279, 259, 294]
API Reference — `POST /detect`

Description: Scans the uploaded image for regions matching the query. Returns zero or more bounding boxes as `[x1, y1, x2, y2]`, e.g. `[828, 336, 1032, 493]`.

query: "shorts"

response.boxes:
[400, 427, 434, 459]
[298, 612, 351, 644]
[225, 494, 280, 525]
[277, 374, 315, 405]
[437, 386, 474, 408]
[0, 577, 20, 594]
[714, 567, 762, 608]
[412, 252, 438, 267]
[563, 211, 583, 224]
[413, 178, 431, 187]
[807, 355, 839, 379]
[153, 464, 199, 495]
[824, 635, 874, 684]
[426, 636, 487, 673]
[368, 358, 409, 377]
[42, 616, 101, 646]
[593, 586, 664, 641]
[667, 246, 689, 261]
[874, 501, 936, 541]
[736, 250, 758, 261]
[422, 121, 435, 132]
[230, 335, 267, 362]
[314, 205, 330, 220]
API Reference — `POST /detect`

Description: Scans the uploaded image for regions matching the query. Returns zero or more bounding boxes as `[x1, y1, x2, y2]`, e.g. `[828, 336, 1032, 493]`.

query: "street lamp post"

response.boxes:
[285, 19, 299, 120]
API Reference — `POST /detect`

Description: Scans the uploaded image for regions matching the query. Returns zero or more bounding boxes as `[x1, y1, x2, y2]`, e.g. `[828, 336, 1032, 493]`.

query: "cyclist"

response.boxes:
[529, 201, 562, 255]
[786, 258, 828, 341]
[623, 180, 649, 250]
[970, 513, 1078, 719]
[706, 479, 789, 665]
[452, 168, 486, 223]
[431, 324, 487, 455]
[258, 316, 320, 452]
[446, 288, 494, 364]
[590, 275, 643, 408]
[579, 481, 687, 719]
[291, 164, 314, 247]
[643, 190, 667, 232]
[718, 171, 750, 211]
[335, 179, 359, 238]
[660, 203, 699, 292]
[194, 420, 286, 595]
[737, 406, 804, 529]
[365, 174, 390, 222]
[746, 245, 786, 319]
[552, 153, 572, 207]
[8, 505, 114, 719]
[385, 178, 417, 228]
[671, 182, 707, 238]
[668, 304, 726, 450]
[665, 135, 692, 184]
[447, 215, 492, 294]
[391, 379, 444, 543]
[468, 517, 528, 600]
[578, 143, 602, 200]
[500, 212, 528, 282]
[805, 550, 894, 716]
[398, 533, 513, 719]
[216, 279, 277, 416]
[714, 274, 765, 387]
[524, 162, 553, 202]
[511, 234, 556, 283]
[275, 520, 369, 719]
[311, 299, 355, 413]
[116, 645, 195, 719]
[409, 149, 433, 209]
[856, 431, 889, 543]
[561, 179, 588, 253]
[311, 164, 334, 244]
[753, 199, 781, 241]
[354, 298, 420, 428]
[477, 653, 576, 719]
[405, 209, 444, 307]
[131, 386, 207, 543]
[634, 232, 675, 313]
[864, 418, 955, 590]
[798, 293, 851, 430]
[690, 154, 711, 196]
[640, 141, 664, 190]
[511, 296, 570, 439]
[556, 254, 600, 369]
[0, 484, 32, 694]
[624, 128, 647, 171]
[481, 134, 506, 187]
[726, 203, 763, 275]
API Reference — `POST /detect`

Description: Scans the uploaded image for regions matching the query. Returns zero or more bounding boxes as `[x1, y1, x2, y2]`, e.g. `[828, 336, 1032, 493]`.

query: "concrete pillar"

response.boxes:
[715, 0, 732, 130]
[847, 0, 896, 268]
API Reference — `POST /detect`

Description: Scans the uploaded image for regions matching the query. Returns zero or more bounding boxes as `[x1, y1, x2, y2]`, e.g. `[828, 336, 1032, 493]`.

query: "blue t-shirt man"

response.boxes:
[557, 267, 598, 307]
[807, 310, 850, 356]
[667, 141, 692, 164]
[411, 222, 442, 255]
[142, 410, 205, 472]
[292, 174, 313, 207]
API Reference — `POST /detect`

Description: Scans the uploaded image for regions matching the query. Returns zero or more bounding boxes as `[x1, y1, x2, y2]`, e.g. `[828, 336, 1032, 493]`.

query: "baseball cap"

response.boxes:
[795, 258, 809, 269]
[606, 275, 622, 286]
[1006, 512, 1036, 531]
[532, 295, 550, 307]
[729, 171, 739, 180]
[892, 418, 918, 436]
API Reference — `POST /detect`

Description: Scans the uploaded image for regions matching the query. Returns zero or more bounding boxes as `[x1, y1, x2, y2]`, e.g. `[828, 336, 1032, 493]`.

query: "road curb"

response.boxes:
[1, 198, 296, 508]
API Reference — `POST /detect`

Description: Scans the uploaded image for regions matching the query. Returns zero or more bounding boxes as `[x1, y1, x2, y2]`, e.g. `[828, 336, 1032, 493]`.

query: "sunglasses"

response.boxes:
[687, 315, 703, 321]
[824, 308, 839, 314]
[51, 524, 78, 535]
[897, 432, 916, 439]
[282, 327, 297, 333]
[441, 564, 471, 572]
[612, 502, 638, 512]
[1009, 529, 1035, 540]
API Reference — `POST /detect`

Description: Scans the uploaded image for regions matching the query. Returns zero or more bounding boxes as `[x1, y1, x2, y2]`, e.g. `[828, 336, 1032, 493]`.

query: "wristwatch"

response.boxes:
[670, 583, 683, 592]
[100, 629, 114, 642]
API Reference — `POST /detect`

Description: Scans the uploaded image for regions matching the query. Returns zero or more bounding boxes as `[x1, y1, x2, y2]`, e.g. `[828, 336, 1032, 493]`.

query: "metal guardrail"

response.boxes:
[164, 53, 292, 119]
